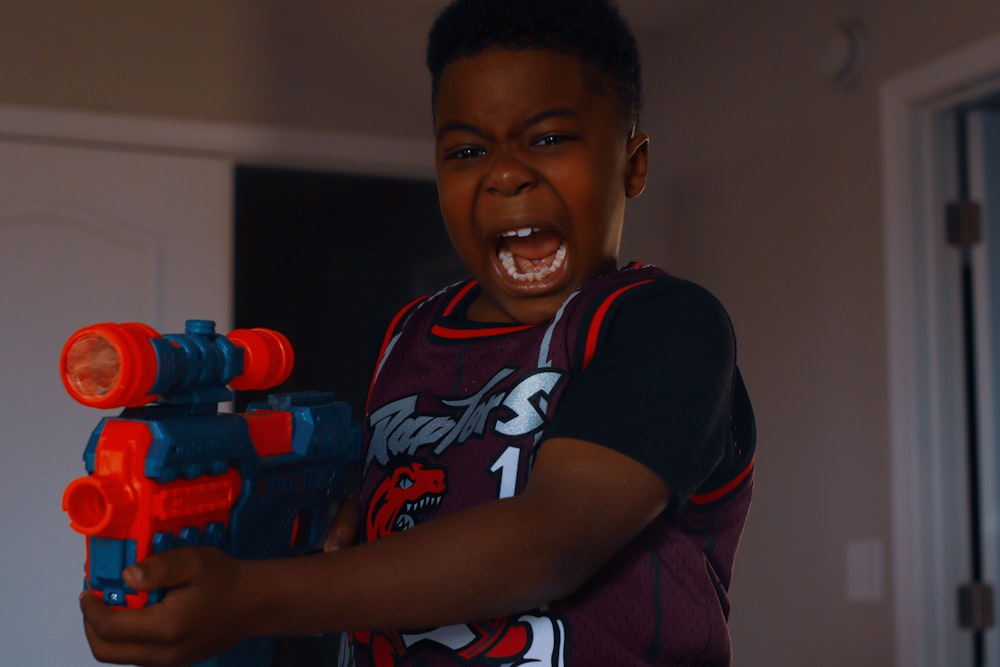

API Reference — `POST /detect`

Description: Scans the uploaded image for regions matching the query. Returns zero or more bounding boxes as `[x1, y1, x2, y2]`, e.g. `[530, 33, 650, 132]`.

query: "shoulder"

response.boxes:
[576, 268, 735, 367]
[580, 266, 731, 326]
[383, 281, 472, 335]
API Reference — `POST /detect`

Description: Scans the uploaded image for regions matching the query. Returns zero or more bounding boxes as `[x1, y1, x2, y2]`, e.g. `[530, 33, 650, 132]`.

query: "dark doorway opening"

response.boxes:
[234, 165, 462, 417]
[233, 164, 462, 666]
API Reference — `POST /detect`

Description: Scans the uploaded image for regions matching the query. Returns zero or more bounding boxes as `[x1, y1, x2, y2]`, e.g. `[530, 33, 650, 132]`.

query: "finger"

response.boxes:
[82, 612, 154, 667]
[82, 610, 181, 667]
[82, 588, 204, 665]
[80, 591, 162, 646]
[324, 495, 361, 552]
[80, 591, 113, 630]
[323, 522, 357, 552]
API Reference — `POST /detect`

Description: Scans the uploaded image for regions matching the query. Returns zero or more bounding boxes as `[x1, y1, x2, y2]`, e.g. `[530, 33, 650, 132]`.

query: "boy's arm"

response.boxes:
[80, 435, 669, 666]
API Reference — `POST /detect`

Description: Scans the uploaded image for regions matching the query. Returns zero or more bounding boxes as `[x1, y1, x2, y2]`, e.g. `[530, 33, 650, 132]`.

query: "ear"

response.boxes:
[624, 133, 649, 198]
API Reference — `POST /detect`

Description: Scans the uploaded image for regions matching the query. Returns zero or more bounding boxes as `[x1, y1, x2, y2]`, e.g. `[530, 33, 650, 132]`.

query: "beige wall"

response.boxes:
[8, 1, 1000, 665]
[630, 1, 1000, 665]
[0, 0, 436, 138]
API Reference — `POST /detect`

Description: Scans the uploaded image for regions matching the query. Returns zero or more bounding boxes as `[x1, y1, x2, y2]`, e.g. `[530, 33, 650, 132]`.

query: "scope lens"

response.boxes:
[64, 334, 122, 398]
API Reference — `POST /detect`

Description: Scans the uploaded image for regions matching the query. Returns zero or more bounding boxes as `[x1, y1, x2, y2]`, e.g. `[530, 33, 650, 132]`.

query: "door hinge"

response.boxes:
[958, 581, 995, 631]
[946, 200, 983, 247]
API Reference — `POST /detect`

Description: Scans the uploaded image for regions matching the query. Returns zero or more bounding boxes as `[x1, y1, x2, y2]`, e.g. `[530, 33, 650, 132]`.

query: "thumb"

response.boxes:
[123, 547, 209, 591]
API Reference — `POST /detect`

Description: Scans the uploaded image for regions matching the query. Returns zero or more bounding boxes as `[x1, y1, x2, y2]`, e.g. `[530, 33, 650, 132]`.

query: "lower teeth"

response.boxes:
[498, 244, 567, 282]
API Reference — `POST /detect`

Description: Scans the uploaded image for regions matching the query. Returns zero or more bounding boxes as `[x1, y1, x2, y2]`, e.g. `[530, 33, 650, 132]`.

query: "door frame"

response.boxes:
[882, 32, 1000, 667]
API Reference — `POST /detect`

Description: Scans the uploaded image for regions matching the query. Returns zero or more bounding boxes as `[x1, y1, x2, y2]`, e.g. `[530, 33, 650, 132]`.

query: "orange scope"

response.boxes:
[228, 327, 295, 392]
[60, 321, 295, 409]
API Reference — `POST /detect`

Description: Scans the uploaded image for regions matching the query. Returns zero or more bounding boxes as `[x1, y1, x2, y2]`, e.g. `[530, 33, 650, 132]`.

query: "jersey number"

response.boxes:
[490, 446, 521, 499]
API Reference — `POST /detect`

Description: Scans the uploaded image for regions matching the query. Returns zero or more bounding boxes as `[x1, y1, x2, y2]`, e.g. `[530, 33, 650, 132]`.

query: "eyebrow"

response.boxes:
[435, 107, 580, 141]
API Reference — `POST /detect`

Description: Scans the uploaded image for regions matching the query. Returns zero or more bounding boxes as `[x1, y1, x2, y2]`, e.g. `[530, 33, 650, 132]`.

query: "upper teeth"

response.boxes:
[501, 227, 541, 238]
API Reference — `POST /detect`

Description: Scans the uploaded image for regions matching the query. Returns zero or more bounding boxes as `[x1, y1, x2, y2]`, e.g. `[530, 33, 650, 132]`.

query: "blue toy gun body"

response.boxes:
[60, 320, 361, 667]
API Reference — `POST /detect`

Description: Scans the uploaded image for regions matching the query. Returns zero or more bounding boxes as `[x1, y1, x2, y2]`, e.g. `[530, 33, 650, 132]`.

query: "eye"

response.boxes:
[445, 146, 486, 160]
[533, 134, 573, 147]
[396, 475, 414, 490]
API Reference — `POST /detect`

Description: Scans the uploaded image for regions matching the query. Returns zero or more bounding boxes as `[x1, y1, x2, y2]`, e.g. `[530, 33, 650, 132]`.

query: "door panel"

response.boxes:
[0, 140, 231, 666]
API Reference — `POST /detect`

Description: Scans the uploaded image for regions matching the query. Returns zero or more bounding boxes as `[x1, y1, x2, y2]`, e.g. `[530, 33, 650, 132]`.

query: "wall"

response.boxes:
[628, 1, 1000, 665]
[0, 0, 436, 138]
[6, 1, 1000, 665]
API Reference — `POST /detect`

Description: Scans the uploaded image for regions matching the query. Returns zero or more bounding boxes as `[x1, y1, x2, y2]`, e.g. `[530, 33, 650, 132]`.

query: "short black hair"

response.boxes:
[426, 0, 642, 133]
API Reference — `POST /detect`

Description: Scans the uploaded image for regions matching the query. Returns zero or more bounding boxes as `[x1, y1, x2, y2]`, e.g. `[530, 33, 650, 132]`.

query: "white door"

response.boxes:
[0, 139, 232, 666]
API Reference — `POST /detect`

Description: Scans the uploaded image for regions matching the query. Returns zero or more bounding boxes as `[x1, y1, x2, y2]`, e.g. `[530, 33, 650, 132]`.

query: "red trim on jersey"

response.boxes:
[582, 279, 655, 370]
[366, 295, 427, 411]
[433, 280, 539, 339]
[431, 322, 536, 339]
[442, 280, 478, 316]
[689, 456, 755, 505]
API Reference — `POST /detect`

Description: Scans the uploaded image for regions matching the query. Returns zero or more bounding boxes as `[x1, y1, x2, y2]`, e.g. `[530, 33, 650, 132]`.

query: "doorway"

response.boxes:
[232, 165, 462, 665]
[956, 100, 1000, 667]
[882, 32, 1000, 667]
[233, 165, 463, 418]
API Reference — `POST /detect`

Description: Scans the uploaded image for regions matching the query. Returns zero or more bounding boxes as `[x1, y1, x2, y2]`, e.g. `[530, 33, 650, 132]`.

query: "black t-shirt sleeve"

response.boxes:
[544, 277, 737, 506]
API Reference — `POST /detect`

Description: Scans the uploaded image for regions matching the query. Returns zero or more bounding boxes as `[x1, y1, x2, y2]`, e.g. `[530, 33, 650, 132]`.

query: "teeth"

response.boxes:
[498, 243, 567, 282]
[403, 495, 442, 514]
[500, 226, 542, 238]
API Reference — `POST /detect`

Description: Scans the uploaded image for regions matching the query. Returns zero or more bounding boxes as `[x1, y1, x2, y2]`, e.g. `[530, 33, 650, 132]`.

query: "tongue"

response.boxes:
[502, 230, 563, 260]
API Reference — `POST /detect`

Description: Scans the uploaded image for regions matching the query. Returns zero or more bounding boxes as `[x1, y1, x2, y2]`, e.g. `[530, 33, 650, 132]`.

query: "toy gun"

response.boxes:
[60, 319, 361, 667]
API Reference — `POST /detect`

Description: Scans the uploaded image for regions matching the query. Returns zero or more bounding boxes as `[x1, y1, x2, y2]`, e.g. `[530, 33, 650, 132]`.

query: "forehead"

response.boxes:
[434, 48, 619, 129]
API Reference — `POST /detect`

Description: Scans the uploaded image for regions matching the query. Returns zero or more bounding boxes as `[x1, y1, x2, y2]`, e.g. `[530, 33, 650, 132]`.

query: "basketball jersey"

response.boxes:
[351, 265, 754, 666]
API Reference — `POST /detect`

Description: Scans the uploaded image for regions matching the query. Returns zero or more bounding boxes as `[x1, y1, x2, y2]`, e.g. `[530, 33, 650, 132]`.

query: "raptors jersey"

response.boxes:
[352, 265, 755, 667]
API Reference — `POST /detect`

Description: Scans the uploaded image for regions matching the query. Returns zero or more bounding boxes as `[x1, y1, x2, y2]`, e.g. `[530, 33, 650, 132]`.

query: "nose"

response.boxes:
[484, 151, 536, 197]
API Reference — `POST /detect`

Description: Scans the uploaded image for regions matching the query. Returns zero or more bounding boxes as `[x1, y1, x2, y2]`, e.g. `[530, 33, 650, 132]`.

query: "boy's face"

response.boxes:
[433, 48, 648, 324]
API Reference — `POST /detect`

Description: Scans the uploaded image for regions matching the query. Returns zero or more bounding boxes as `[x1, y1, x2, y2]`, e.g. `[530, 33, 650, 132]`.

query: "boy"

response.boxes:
[80, 0, 755, 665]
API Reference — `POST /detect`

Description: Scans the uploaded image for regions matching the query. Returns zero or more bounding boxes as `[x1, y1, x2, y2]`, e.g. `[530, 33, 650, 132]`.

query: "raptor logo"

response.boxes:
[366, 458, 446, 540]
[350, 614, 567, 667]
[356, 457, 567, 666]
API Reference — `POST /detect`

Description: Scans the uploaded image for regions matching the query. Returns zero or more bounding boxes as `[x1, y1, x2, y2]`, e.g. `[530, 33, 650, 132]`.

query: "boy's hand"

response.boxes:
[80, 547, 253, 666]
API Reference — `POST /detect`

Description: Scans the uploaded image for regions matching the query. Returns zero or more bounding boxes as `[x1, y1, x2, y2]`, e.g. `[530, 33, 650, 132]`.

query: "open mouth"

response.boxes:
[496, 227, 567, 282]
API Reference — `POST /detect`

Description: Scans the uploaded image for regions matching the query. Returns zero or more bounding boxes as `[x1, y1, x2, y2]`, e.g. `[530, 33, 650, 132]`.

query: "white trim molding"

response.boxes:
[881, 32, 1000, 667]
[0, 103, 436, 180]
